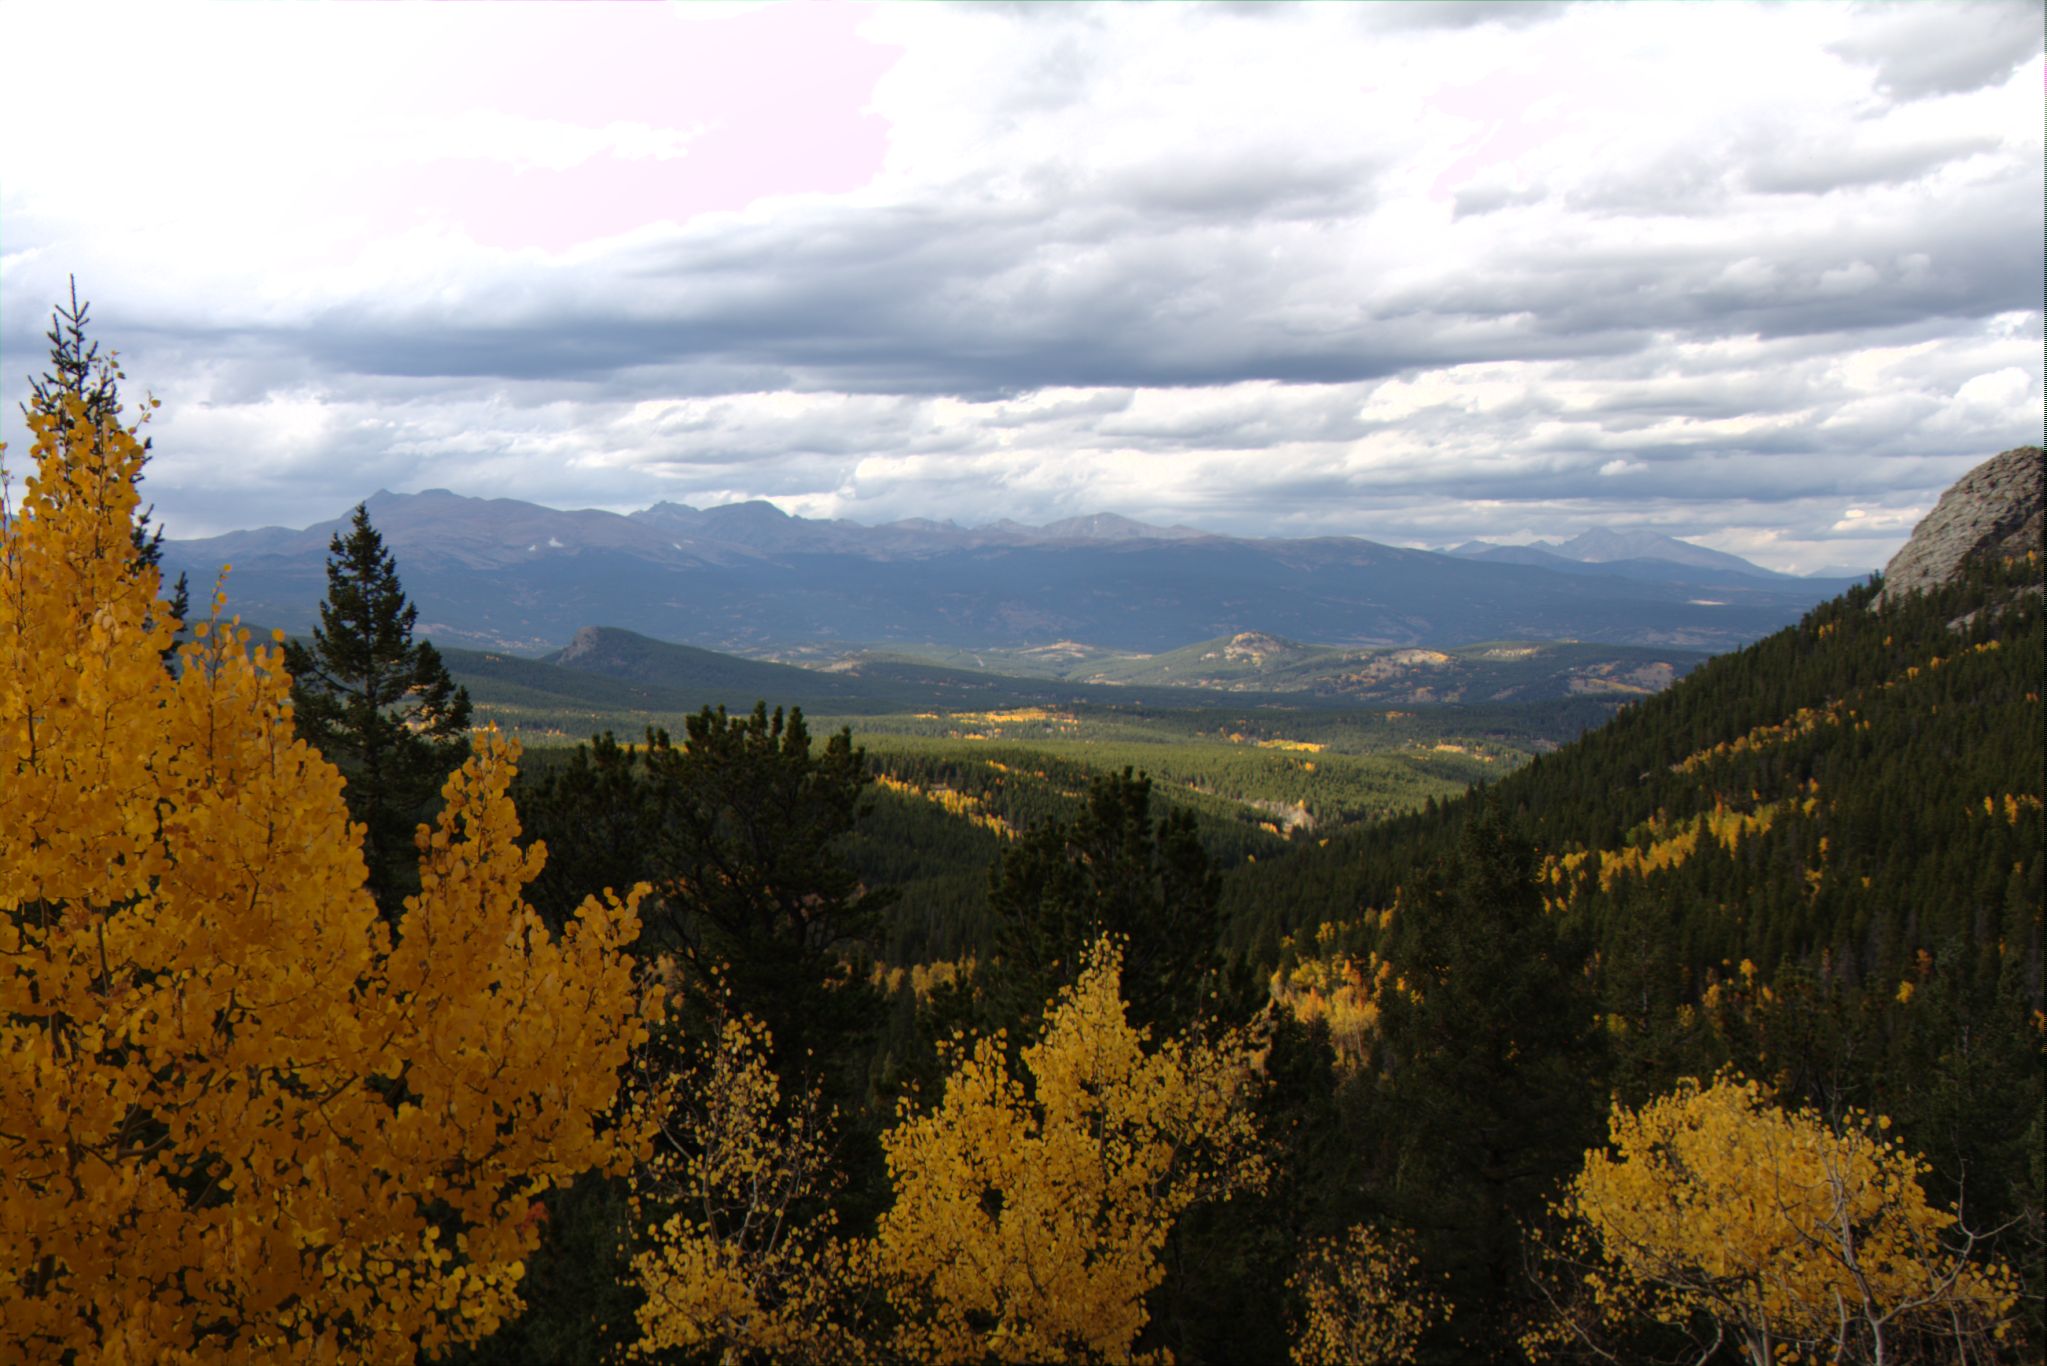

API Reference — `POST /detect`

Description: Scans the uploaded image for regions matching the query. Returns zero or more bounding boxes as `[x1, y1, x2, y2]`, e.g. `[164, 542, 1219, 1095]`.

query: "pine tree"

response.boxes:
[1368, 805, 1605, 1362]
[22, 276, 189, 641]
[487, 707, 895, 1361]
[284, 503, 471, 917]
[986, 768, 1220, 1035]
[520, 704, 897, 1112]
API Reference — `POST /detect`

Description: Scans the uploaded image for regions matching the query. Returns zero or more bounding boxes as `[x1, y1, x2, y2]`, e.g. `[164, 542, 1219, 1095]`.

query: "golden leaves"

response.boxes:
[873, 937, 1267, 1364]
[1287, 1224, 1447, 1366]
[1528, 1074, 2019, 1363]
[2, 393, 651, 1362]
[626, 1011, 868, 1365]
[625, 938, 1267, 1365]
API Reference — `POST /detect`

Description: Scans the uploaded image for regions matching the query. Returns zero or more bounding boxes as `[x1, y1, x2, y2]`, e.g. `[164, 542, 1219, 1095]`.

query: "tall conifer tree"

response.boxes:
[284, 503, 471, 917]
[986, 768, 1220, 1035]
[1369, 805, 1605, 1362]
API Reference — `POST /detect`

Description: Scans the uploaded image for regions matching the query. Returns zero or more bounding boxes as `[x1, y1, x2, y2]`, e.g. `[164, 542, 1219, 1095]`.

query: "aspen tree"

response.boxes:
[1287, 1223, 1448, 1366]
[1527, 1074, 2020, 1365]
[1, 393, 654, 1363]
[626, 937, 1265, 1365]
[874, 937, 1266, 1364]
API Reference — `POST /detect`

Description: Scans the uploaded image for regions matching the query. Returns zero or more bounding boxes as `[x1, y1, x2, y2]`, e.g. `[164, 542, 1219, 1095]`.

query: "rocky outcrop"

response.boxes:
[553, 625, 612, 669]
[1875, 446, 2042, 605]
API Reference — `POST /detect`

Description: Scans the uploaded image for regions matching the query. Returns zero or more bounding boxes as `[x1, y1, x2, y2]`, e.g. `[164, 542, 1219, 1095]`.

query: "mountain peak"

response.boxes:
[1222, 631, 1306, 662]
[703, 500, 793, 523]
[1443, 530, 1770, 576]
[1550, 528, 1765, 577]
[164, 488, 1857, 656]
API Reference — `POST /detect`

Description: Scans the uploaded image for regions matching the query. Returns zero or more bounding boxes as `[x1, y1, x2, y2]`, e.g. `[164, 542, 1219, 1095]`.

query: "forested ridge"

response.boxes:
[1224, 546, 2045, 1358]
[1227, 552, 2043, 981]
[6, 333, 2039, 1365]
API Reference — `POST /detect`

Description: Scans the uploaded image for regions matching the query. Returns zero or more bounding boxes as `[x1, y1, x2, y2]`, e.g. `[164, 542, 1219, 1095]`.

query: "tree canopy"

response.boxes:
[523, 705, 894, 1092]
[1, 389, 652, 1363]
[987, 767, 1221, 1034]
[1528, 1074, 2019, 1366]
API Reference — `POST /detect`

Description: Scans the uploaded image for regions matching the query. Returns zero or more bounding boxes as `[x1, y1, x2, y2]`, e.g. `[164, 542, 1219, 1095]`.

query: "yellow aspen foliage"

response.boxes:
[0, 396, 654, 1363]
[1526, 1074, 2019, 1366]
[1267, 949, 1405, 1070]
[873, 955, 977, 1002]
[626, 1007, 868, 1365]
[1672, 703, 1846, 774]
[872, 772, 1016, 838]
[1286, 1223, 1448, 1366]
[872, 936, 1267, 1364]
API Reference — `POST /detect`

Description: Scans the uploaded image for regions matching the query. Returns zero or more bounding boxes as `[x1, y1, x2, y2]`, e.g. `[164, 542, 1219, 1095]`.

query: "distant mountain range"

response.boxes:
[165, 491, 1864, 657]
[1444, 528, 1865, 584]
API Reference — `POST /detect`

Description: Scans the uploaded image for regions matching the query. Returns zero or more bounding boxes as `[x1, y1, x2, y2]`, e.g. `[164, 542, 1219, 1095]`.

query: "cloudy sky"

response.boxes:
[2, 1, 2039, 572]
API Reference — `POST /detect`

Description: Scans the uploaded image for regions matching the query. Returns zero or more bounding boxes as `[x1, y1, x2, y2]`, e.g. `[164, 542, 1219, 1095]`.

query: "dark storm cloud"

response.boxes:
[199, 56, 2025, 416]
[1424, 175, 2039, 343]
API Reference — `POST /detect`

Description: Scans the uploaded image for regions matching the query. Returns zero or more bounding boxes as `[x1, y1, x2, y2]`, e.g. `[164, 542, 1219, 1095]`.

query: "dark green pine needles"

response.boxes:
[284, 503, 472, 919]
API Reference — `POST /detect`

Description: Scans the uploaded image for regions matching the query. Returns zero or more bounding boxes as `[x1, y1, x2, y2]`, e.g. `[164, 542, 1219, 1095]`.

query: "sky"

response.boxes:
[1, 1, 2039, 573]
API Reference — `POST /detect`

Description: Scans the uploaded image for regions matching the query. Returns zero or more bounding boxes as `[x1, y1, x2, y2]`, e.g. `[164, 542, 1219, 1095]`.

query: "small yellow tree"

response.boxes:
[626, 1003, 868, 1365]
[1287, 1223, 1448, 1366]
[1, 394, 654, 1362]
[1527, 1074, 2019, 1366]
[872, 936, 1267, 1365]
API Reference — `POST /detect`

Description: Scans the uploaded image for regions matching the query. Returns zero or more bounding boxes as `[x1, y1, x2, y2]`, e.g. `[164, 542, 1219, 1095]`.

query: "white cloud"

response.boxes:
[1, 0, 2038, 573]
[1829, 0, 2045, 100]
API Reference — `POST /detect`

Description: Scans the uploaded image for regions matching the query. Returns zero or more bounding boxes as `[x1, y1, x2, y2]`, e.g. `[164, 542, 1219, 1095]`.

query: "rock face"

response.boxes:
[1876, 446, 2043, 604]
[553, 625, 613, 669]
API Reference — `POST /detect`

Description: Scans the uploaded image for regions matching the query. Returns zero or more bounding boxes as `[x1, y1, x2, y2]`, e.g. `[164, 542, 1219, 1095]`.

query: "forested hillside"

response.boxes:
[1221, 543, 2045, 1356]
[1226, 552, 2043, 976]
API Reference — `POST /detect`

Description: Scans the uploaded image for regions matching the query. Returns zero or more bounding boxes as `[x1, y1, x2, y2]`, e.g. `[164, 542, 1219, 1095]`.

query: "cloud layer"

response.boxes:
[2, 0, 2039, 572]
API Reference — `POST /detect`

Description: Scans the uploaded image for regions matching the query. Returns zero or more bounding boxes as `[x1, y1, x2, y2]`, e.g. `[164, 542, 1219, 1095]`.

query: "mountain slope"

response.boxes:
[1448, 530, 1867, 591]
[1219, 451, 2043, 1311]
[543, 626, 874, 705]
[1226, 554, 2042, 974]
[1549, 526, 1773, 575]
[445, 625, 1395, 722]
[1225, 447, 2043, 971]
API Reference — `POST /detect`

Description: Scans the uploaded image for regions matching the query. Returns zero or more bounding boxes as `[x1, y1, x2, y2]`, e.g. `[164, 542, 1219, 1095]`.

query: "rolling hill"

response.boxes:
[438, 623, 1715, 735]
